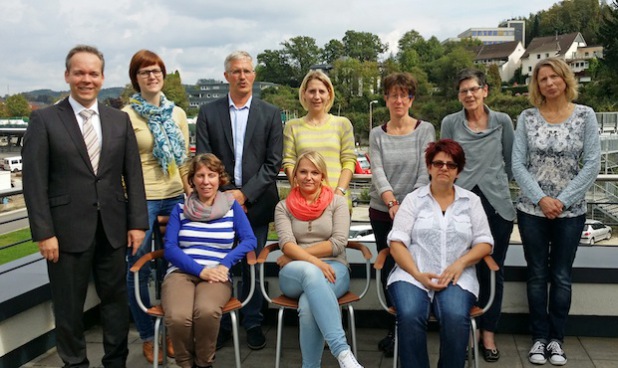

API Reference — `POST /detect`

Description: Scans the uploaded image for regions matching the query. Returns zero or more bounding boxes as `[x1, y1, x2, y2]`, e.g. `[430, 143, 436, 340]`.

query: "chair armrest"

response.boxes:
[129, 249, 165, 273]
[258, 243, 281, 304]
[374, 248, 390, 270]
[246, 250, 257, 266]
[347, 241, 372, 260]
[257, 243, 280, 264]
[346, 241, 372, 299]
[480, 255, 499, 314]
[131, 249, 165, 314]
[483, 255, 499, 271]
[241, 250, 257, 308]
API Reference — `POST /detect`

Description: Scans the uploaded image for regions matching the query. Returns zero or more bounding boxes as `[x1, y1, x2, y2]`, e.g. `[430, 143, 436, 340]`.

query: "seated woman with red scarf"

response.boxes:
[274, 151, 363, 368]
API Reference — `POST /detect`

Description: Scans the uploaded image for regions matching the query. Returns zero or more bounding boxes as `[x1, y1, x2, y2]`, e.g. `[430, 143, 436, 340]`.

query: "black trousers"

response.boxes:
[47, 216, 129, 368]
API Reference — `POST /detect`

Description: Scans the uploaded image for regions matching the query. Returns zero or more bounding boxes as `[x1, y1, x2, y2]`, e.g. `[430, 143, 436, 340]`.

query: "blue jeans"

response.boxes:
[517, 211, 585, 343]
[220, 223, 267, 332]
[126, 195, 183, 341]
[472, 188, 513, 333]
[279, 260, 351, 368]
[389, 281, 475, 368]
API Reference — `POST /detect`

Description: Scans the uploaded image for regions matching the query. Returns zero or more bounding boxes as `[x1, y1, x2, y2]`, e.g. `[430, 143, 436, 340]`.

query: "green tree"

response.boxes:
[429, 46, 475, 98]
[256, 37, 321, 87]
[163, 71, 189, 111]
[0, 102, 8, 118]
[322, 39, 345, 64]
[487, 64, 502, 94]
[256, 49, 295, 85]
[5, 94, 31, 117]
[342, 30, 388, 62]
[599, 0, 618, 72]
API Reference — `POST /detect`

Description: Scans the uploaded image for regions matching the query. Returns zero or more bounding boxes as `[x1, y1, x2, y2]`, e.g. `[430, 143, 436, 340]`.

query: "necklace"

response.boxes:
[467, 117, 487, 132]
[305, 115, 329, 127]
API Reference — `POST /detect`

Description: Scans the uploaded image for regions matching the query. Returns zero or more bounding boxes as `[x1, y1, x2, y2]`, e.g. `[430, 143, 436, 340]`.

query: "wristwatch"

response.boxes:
[387, 200, 400, 209]
[336, 186, 347, 195]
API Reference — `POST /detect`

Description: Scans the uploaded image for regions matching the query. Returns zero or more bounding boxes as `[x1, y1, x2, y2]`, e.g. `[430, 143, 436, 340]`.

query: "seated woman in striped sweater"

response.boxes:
[162, 153, 257, 368]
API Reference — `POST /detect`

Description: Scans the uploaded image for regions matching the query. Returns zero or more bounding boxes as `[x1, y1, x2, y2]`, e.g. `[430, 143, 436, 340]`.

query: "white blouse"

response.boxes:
[386, 184, 494, 299]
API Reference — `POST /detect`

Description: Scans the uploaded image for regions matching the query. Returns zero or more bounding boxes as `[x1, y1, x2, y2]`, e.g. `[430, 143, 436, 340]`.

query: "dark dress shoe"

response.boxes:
[246, 326, 266, 350]
[481, 342, 501, 362]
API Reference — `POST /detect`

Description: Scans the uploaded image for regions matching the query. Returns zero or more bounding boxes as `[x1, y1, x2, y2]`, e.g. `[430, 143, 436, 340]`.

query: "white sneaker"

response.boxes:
[337, 349, 363, 368]
[547, 341, 567, 366]
[528, 341, 547, 365]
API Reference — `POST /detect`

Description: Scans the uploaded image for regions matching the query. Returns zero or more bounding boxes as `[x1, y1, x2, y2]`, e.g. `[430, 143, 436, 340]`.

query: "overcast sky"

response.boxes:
[1, 0, 561, 95]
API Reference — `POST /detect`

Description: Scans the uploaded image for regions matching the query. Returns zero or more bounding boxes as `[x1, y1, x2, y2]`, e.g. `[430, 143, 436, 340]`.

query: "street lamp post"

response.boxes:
[369, 100, 379, 132]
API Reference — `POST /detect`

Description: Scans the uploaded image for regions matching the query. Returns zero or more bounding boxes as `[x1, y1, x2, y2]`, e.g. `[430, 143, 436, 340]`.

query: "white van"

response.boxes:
[2, 156, 22, 172]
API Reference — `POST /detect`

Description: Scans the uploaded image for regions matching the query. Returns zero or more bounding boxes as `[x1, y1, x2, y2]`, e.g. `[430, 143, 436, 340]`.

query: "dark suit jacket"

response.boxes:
[22, 98, 148, 253]
[196, 96, 282, 226]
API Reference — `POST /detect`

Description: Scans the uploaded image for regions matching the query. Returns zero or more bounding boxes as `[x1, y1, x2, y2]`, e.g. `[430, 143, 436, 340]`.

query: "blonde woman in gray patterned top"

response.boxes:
[512, 57, 601, 366]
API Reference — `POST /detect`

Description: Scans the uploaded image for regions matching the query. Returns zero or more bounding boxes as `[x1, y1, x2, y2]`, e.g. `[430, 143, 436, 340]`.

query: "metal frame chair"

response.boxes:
[374, 247, 499, 368]
[257, 241, 372, 368]
[129, 215, 256, 368]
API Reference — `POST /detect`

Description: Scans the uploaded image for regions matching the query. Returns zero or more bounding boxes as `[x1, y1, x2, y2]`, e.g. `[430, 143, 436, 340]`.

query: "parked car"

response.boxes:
[1, 156, 22, 172]
[349, 224, 375, 242]
[355, 153, 371, 174]
[581, 220, 612, 246]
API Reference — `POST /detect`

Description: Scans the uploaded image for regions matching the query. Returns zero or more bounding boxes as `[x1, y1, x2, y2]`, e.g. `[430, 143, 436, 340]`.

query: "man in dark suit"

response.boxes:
[196, 50, 282, 350]
[22, 45, 148, 368]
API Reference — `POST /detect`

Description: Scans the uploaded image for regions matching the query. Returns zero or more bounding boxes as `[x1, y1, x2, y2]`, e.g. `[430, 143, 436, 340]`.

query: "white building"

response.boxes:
[473, 41, 526, 82]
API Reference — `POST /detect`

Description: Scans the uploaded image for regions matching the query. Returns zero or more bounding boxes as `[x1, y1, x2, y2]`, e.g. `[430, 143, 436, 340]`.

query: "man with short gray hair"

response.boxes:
[196, 50, 282, 350]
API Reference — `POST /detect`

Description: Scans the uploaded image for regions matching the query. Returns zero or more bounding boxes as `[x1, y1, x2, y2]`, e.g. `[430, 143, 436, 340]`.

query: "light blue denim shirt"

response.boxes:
[228, 94, 252, 186]
[512, 104, 601, 217]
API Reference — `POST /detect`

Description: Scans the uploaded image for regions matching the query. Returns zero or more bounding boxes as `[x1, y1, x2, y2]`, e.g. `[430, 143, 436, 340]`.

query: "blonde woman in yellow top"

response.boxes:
[122, 49, 190, 364]
[282, 70, 356, 199]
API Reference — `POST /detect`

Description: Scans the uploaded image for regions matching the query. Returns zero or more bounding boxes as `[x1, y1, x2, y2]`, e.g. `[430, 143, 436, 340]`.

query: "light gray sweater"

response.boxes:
[369, 121, 436, 213]
[274, 195, 350, 267]
[440, 106, 516, 221]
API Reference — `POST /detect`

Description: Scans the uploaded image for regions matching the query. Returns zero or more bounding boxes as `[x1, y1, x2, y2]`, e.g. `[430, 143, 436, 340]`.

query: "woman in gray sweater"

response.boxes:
[440, 68, 515, 362]
[369, 72, 435, 356]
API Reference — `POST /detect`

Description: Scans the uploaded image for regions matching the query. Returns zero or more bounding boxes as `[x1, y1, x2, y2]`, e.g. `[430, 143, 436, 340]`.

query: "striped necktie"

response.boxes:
[79, 109, 100, 174]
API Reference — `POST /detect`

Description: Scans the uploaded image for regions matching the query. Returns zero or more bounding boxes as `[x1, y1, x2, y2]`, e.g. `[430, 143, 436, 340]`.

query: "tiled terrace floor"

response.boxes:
[22, 324, 618, 367]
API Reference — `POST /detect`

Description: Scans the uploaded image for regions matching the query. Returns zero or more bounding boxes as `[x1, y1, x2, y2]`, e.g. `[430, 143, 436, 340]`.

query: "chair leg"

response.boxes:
[230, 310, 241, 368]
[470, 317, 479, 368]
[153, 316, 162, 368]
[275, 307, 285, 368]
[161, 320, 168, 367]
[347, 305, 357, 356]
[393, 325, 398, 368]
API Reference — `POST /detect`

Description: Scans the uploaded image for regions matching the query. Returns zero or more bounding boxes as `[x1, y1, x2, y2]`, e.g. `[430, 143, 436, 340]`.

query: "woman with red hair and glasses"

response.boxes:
[387, 139, 493, 368]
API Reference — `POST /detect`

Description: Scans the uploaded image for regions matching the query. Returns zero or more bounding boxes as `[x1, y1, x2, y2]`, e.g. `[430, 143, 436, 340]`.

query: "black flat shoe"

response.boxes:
[481, 343, 500, 362]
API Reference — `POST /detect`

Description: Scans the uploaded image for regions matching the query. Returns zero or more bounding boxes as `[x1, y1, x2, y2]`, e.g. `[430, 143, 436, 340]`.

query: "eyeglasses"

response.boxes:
[137, 69, 163, 78]
[431, 160, 458, 170]
[458, 85, 484, 95]
[230, 68, 254, 77]
[387, 94, 413, 101]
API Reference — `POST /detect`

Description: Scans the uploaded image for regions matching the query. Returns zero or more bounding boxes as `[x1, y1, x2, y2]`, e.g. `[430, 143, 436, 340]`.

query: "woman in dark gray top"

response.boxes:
[369, 72, 435, 356]
[440, 68, 515, 362]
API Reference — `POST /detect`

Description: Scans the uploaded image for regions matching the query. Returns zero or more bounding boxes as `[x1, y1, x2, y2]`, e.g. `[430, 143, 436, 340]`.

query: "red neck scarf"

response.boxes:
[285, 185, 334, 221]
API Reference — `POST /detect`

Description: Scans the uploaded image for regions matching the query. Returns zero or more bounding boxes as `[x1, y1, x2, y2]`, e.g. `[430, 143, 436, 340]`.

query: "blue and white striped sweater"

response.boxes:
[164, 202, 257, 278]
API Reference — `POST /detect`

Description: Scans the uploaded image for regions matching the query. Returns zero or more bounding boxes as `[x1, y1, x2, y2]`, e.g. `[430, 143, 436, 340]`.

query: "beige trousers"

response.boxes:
[162, 272, 232, 368]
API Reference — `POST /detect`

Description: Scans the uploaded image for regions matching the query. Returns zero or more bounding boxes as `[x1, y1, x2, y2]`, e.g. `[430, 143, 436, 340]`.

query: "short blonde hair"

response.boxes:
[298, 70, 335, 112]
[292, 151, 329, 186]
[529, 58, 578, 107]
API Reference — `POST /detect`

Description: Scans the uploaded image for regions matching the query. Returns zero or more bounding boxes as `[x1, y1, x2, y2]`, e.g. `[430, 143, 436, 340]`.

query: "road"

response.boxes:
[0, 208, 29, 236]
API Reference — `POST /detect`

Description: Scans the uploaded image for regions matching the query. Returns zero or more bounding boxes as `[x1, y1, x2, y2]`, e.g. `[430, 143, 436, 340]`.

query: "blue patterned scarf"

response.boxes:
[130, 93, 186, 175]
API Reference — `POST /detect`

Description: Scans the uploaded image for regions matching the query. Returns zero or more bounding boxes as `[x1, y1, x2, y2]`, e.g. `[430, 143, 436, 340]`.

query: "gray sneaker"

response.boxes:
[528, 341, 547, 365]
[547, 341, 567, 366]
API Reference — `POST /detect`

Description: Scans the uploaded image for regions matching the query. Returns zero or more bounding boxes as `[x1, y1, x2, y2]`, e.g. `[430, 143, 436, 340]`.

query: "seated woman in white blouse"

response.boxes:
[387, 139, 493, 368]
